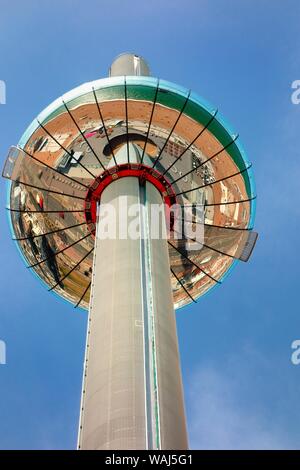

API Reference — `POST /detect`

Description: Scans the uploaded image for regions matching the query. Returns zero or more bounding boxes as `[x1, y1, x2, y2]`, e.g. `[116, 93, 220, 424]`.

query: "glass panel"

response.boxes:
[5, 77, 256, 311]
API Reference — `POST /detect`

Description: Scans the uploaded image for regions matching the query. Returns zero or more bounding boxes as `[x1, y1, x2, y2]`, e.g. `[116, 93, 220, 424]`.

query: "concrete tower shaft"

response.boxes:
[77, 144, 188, 449]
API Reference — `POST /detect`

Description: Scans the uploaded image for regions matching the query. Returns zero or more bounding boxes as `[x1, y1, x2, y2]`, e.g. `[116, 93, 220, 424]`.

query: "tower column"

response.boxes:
[78, 148, 188, 450]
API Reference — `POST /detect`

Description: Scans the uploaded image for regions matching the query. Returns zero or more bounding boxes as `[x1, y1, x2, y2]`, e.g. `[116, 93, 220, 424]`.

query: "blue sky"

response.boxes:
[0, 0, 300, 449]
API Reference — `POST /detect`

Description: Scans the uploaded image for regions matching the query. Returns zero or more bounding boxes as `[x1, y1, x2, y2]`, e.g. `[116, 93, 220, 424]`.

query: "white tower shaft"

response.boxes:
[78, 146, 188, 449]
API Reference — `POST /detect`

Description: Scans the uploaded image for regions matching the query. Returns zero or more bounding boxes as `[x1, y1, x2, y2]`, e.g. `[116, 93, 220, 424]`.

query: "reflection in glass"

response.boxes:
[3, 77, 256, 310]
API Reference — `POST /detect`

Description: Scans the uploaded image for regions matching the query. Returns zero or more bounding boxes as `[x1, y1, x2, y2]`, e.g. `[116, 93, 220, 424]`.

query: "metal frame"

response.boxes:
[21, 146, 90, 189]
[27, 232, 92, 268]
[4, 177, 86, 200]
[175, 165, 252, 197]
[141, 79, 160, 164]
[62, 100, 106, 171]
[170, 267, 196, 303]
[13, 222, 87, 241]
[152, 90, 191, 170]
[176, 214, 252, 231]
[75, 281, 91, 308]
[124, 77, 130, 163]
[162, 109, 219, 176]
[203, 196, 256, 207]
[171, 133, 239, 186]
[48, 246, 94, 291]
[37, 120, 97, 179]
[172, 228, 243, 261]
[7, 208, 85, 214]
[92, 87, 118, 167]
[168, 240, 221, 284]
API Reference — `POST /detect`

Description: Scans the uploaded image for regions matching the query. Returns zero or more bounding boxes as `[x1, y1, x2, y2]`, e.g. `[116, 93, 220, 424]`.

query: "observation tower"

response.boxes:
[2, 53, 257, 450]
